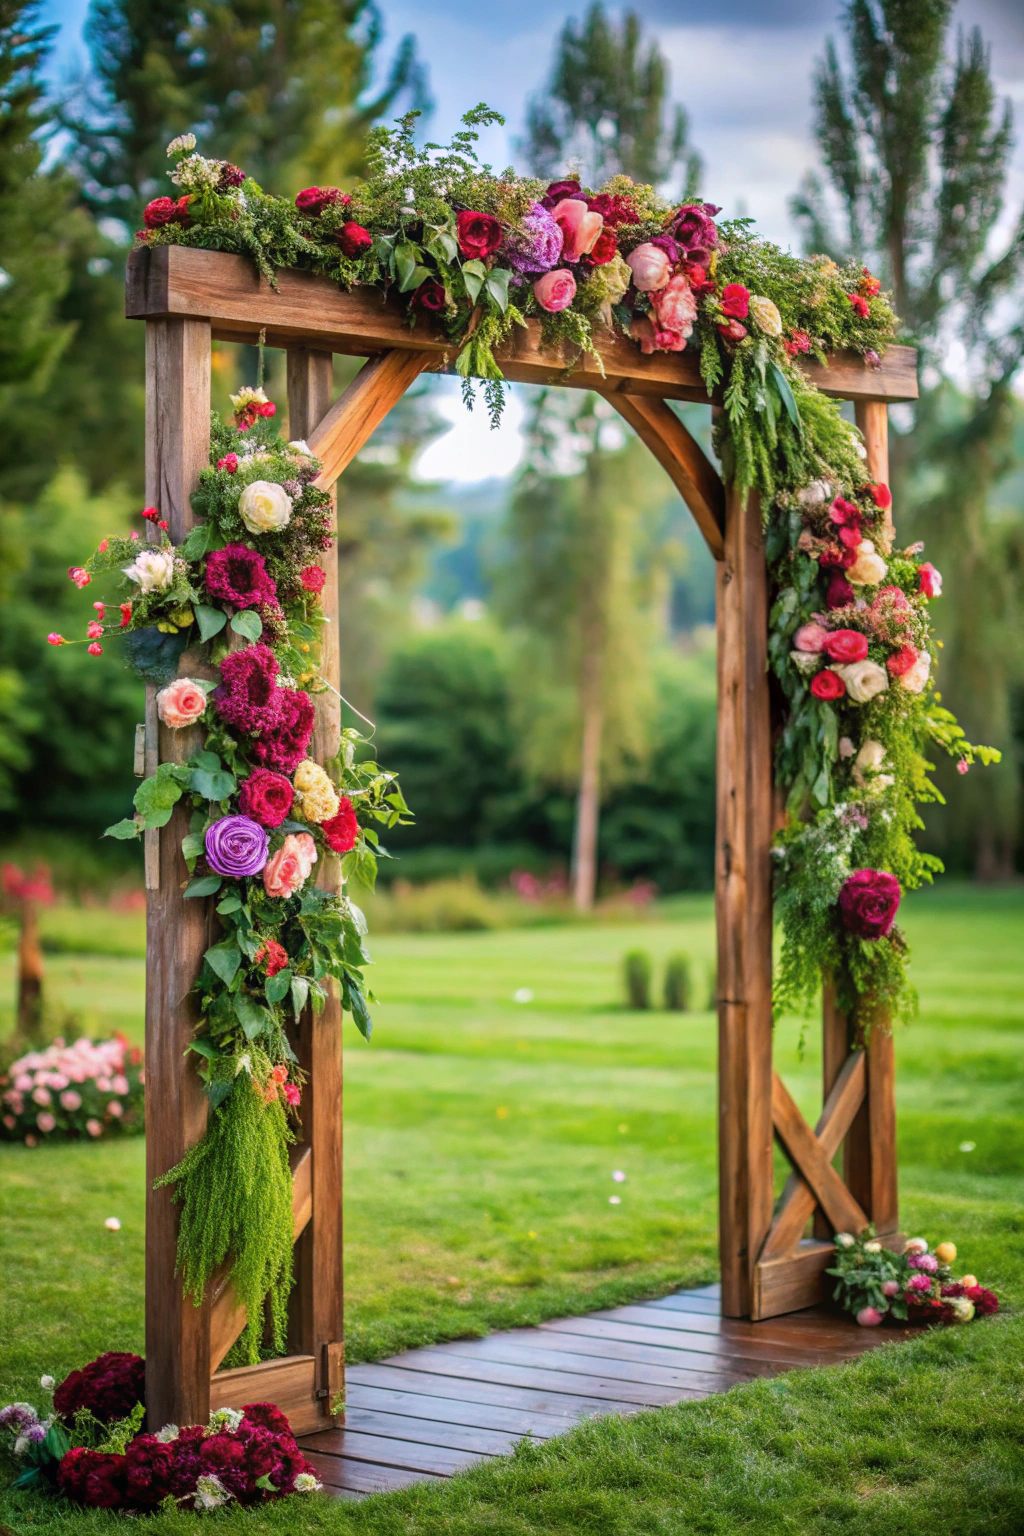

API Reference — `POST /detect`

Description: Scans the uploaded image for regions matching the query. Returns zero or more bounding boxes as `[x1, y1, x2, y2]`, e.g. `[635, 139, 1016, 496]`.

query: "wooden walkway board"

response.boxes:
[299, 1285, 911, 1498]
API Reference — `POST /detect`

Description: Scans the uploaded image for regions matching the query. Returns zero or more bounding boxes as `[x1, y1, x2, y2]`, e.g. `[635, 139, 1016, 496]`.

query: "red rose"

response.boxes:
[867, 481, 892, 509]
[717, 319, 747, 342]
[820, 544, 857, 570]
[143, 196, 180, 229]
[300, 564, 326, 594]
[544, 178, 582, 204]
[456, 210, 503, 260]
[838, 868, 901, 939]
[584, 228, 618, 265]
[336, 221, 373, 257]
[175, 194, 193, 225]
[239, 767, 294, 829]
[410, 278, 447, 312]
[295, 186, 345, 216]
[918, 562, 942, 598]
[823, 629, 869, 664]
[321, 795, 358, 854]
[887, 643, 918, 676]
[720, 283, 750, 319]
[783, 328, 811, 356]
[826, 574, 856, 609]
[965, 1285, 999, 1316]
[810, 669, 846, 700]
[829, 496, 861, 526]
[847, 292, 870, 318]
[256, 939, 289, 976]
[685, 262, 717, 295]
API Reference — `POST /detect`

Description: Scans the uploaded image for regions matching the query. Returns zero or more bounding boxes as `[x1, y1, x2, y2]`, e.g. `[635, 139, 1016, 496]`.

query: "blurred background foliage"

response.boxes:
[0, 0, 1021, 915]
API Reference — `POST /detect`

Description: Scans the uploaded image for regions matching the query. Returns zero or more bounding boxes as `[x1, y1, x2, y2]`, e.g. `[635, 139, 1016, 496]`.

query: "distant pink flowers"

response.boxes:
[1, 1037, 143, 1145]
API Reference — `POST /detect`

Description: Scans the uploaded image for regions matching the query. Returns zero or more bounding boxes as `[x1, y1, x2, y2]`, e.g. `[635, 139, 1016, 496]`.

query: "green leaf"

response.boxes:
[104, 817, 140, 840]
[485, 268, 510, 313]
[208, 1077, 233, 1109]
[344, 976, 373, 1040]
[179, 522, 218, 560]
[234, 992, 271, 1039]
[186, 1038, 220, 1060]
[395, 241, 427, 292]
[205, 939, 242, 986]
[770, 362, 803, 439]
[185, 874, 222, 898]
[255, 1474, 278, 1492]
[290, 974, 310, 1020]
[265, 969, 292, 1005]
[195, 603, 227, 642]
[192, 749, 221, 773]
[216, 892, 243, 914]
[461, 258, 486, 305]
[191, 767, 237, 801]
[230, 609, 263, 643]
[181, 831, 205, 862]
[135, 767, 184, 822]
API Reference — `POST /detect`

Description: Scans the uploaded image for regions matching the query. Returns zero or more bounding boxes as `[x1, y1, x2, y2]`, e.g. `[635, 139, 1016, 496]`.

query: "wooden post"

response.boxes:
[285, 351, 346, 1423]
[144, 317, 213, 1430]
[716, 485, 775, 1317]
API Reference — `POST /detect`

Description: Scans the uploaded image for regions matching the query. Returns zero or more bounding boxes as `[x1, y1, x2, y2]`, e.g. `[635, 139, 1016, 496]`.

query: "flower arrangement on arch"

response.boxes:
[828, 1229, 999, 1328]
[0, 1352, 321, 1509]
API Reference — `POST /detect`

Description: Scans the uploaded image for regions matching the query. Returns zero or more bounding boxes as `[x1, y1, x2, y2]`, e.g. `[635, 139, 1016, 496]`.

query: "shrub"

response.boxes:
[623, 949, 652, 1010]
[663, 953, 692, 1011]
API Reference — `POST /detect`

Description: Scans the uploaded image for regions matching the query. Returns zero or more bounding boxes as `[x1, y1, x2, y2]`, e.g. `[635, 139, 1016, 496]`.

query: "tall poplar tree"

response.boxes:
[514, 3, 700, 909]
[792, 0, 1024, 877]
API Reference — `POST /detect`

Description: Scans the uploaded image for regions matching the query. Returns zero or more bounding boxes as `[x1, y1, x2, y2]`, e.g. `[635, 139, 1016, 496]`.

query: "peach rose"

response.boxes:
[625, 242, 671, 292]
[533, 269, 577, 312]
[550, 198, 604, 261]
[631, 314, 688, 354]
[652, 273, 697, 338]
[847, 539, 888, 585]
[263, 832, 318, 898]
[156, 677, 207, 728]
[900, 649, 932, 694]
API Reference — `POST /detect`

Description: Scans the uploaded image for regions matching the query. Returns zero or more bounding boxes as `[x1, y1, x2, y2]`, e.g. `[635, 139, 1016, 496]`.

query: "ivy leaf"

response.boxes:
[234, 992, 272, 1039]
[461, 258, 486, 305]
[205, 939, 242, 986]
[485, 268, 510, 313]
[195, 604, 227, 643]
[184, 874, 222, 898]
[134, 767, 184, 825]
[265, 969, 292, 1005]
[191, 767, 237, 801]
[105, 817, 140, 840]
[230, 609, 263, 643]
[290, 975, 310, 1020]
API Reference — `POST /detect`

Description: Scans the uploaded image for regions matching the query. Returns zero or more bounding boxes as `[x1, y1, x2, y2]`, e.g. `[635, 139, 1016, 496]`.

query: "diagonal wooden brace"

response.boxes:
[308, 349, 431, 489]
[759, 1050, 867, 1261]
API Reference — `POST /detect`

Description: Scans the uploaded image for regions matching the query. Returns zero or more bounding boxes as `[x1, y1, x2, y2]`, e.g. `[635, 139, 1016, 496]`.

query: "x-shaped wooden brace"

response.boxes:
[759, 1049, 868, 1262]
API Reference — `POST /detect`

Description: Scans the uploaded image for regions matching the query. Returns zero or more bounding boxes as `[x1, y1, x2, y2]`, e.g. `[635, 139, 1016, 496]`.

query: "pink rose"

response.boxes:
[632, 315, 688, 354]
[156, 677, 207, 729]
[263, 833, 317, 899]
[906, 1273, 932, 1292]
[652, 273, 697, 338]
[533, 269, 577, 312]
[625, 242, 672, 292]
[881, 1280, 900, 1297]
[856, 1306, 883, 1326]
[60, 1090, 82, 1110]
[918, 562, 942, 598]
[793, 622, 829, 653]
[550, 198, 604, 261]
[86, 1119, 103, 1137]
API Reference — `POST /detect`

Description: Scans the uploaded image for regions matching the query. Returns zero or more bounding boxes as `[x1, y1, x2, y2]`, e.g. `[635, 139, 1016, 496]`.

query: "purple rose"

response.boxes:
[838, 869, 901, 939]
[650, 232, 683, 265]
[671, 202, 719, 254]
[505, 202, 564, 275]
[205, 815, 269, 878]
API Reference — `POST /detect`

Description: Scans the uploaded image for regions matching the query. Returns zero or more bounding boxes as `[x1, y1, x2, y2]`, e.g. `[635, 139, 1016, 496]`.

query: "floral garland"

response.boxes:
[54, 399, 410, 1362]
[829, 1231, 999, 1329]
[0, 1352, 322, 1508]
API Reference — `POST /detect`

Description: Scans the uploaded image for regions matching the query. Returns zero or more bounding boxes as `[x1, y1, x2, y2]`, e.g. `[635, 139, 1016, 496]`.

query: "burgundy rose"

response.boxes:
[542, 177, 582, 207]
[295, 186, 346, 216]
[823, 628, 869, 664]
[250, 686, 315, 774]
[826, 574, 856, 609]
[53, 1351, 145, 1423]
[456, 210, 503, 260]
[239, 767, 294, 828]
[650, 232, 683, 265]
[143, 196, 181, 229]
[410, 278, 447, 312]
[205, 543, 278, 609]
[321, 795, 358, 853]
[838, 868, 901, 940]
[337, 220, 373, 257]
[672, 202, 719, 253]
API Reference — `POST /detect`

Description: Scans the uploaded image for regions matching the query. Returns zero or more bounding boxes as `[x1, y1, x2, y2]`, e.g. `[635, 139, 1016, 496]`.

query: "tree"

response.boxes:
[792, 0, 1024, 877]
[521, 1, 699, 193]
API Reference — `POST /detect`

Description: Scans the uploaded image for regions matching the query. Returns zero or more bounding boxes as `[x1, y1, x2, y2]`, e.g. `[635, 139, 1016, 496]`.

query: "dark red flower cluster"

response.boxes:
[53, 1352, 145, 1424]
[540, 177, 581, 207]
[142, 195, 192, 231]
[239, 767, 294, 827]
[58, 1403, 318, 1511]
[249, 687, 316, 775]
[218, 163, 245, 190]
[586, 192, 640, 228]
[256, 939, 289, 976]
[215, 645, 281, 734]
[295, 186, 349, 216]
[299, 564, 326, 595]
[205, 544, 278, 610]
[321, 795, 358, 854]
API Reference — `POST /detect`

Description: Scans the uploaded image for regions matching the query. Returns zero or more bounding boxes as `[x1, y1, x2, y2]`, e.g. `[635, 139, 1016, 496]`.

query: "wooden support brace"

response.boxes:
[766, 1058, 869, 1250]
[599, 393, 726, 560]
[308, 350, 432, 489]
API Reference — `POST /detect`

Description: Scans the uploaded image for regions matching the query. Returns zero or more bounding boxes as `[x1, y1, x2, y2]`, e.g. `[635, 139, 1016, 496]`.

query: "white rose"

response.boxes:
[287, 439, 315, 459]
[123, 546, 175, 592]
[847, 538, 888, 585]
[835, 659, 888, 704]
[852, 739, 886, 786]
[238, 479, 292, 535]
[749, 295, 782, 335]
[864, 1239, 883, 1253]
[789, 650, 820, 676]
[900, 650, 932, 694]
[904, 1237, 929, 1255]
[835, 1232, 855, 1248]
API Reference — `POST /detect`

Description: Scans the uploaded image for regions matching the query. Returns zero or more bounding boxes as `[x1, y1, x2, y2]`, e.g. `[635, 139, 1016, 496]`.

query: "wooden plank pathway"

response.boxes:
[299, 1285, 913, 1498]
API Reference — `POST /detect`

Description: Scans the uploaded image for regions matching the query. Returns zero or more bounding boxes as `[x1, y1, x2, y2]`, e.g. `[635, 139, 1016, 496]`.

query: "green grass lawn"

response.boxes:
[2, 884, 1023, 1530]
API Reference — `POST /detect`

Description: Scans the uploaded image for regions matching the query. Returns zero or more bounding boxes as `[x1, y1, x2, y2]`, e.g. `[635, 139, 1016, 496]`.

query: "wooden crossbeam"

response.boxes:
[759, 1051, 866, 1262]
[308, 350, 432, 489]
[599, 394, 726, 560]
[770, 1072, 868, 1237]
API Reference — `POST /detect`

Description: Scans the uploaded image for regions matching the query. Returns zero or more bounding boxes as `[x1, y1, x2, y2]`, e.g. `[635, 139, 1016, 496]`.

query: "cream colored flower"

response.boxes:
[847, 538, 888, 585]
[900, 650, 932, 694]
[587, 253, 632, 327]
[287, 439, 316, 460]
[229, 385, 271, 414]
[123, 546, 175, 592]
[749, 295, 782, 336]
[293, 759, 340, 824]
[238, 480, 292, 535]
[166, 133, 197, 157]
[789, 650, 820, 676]
[864, 1240, 883, 1253]
[797, 480, 834, 508]
[170, 153, 220, 193]
[835, 659, 889, 704]
[948, 1295, 975, 1323]
[852, 739, 886, 786]
[294, 1473, 322, 1493]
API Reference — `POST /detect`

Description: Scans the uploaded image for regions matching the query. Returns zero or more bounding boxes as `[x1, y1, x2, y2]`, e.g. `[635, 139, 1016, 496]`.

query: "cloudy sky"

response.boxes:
[41, 0, 1024, 480]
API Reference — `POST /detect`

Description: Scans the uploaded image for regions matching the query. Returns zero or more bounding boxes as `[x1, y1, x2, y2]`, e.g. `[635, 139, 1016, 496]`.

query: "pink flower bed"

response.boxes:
[0, 1036, 144, 1145]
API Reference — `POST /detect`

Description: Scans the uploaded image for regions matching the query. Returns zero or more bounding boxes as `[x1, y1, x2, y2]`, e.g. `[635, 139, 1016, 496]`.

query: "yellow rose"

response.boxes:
[749, 295, 783, 336]
[238, 480, 292, 535]
[934, 1242, 957, 1264]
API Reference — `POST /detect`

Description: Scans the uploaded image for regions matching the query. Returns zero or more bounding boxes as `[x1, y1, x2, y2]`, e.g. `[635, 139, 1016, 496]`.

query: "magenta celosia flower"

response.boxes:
[249, 688, 315, 774]
[205, 544, 278, 609]
[214, 645, 280, 734]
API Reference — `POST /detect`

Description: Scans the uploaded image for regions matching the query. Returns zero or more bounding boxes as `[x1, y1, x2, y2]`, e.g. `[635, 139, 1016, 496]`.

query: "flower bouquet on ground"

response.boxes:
[828, 1228, 999, 1327]
[0, 1352, 321, 1509]
[1, 1035, 144, 1145]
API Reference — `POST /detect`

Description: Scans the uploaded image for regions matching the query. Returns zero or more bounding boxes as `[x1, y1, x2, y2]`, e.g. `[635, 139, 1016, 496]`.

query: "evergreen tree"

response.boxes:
[793, 0, 1024, 877]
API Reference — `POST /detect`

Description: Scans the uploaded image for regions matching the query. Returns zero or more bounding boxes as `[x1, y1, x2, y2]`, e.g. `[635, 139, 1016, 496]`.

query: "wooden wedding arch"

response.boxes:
[126, 244, 918, 1434]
